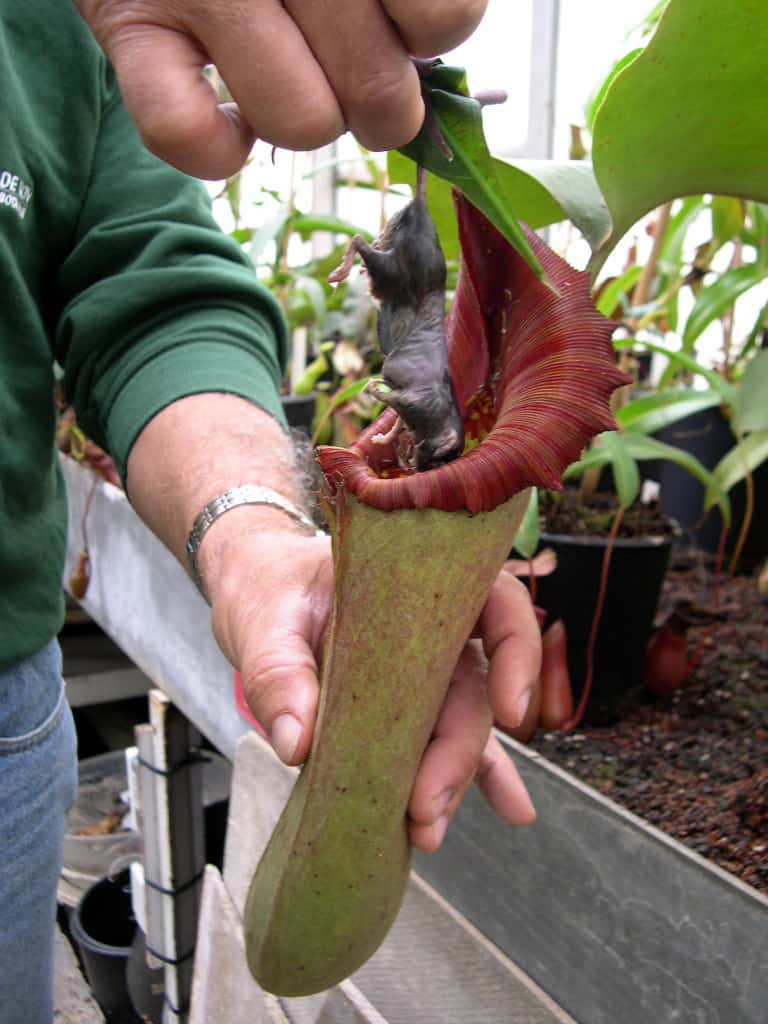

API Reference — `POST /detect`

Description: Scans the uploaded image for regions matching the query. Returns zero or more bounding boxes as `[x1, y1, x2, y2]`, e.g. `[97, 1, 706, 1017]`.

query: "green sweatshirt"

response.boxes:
[0, 3, 290, 669]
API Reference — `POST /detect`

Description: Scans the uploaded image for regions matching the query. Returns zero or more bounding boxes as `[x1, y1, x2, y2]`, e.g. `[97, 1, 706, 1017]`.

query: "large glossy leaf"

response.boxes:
[584, 49, 643, 132]
[591, 0, 768, 262]
[735, 350, 768, 433]
[706, 431, 768, 509]
[617, 388, 722, 435]
[509, 158, 610, 251]
[682, 263, 768, 351]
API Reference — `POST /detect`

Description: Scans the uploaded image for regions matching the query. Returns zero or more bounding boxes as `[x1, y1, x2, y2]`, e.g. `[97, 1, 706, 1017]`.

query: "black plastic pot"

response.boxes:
[281, 392, 317, 435]
[126, 927, 165, 1024]
[655, 406, 768, 569]
[535, 530, 673, 723]
[69, 869, 141, 1024]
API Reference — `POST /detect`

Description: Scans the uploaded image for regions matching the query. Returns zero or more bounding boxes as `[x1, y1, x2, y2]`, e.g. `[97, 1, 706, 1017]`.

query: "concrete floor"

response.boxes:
[54, 923, 105, 1024]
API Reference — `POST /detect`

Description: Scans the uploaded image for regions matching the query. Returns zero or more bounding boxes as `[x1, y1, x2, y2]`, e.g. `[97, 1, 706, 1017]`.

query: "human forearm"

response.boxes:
[125, 391, 332, 767]
[125, 392, 311, 586]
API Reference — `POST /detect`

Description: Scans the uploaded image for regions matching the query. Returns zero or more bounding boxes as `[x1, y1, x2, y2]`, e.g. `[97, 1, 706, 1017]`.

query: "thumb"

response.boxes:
[107, 25, 254, 179]
[223, 606, 323, 767]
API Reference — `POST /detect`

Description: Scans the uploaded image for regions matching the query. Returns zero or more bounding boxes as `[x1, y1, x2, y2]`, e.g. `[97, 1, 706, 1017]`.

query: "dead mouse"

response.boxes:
[328, 168, 464, 471]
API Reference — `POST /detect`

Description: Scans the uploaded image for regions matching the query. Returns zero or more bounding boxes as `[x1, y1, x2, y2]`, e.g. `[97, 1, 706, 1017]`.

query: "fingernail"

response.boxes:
[270, 714, 302, 764]
[431, 814, 450, 848]
[515, 690, 531, 726]
[431, 787, 455, 822]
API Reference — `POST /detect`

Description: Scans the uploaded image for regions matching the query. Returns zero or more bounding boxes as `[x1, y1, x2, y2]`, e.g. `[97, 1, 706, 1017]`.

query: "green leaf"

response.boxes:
[745, 202, 768, 267]
[682, 262, 768, 351]
[291, 213, 373, 243]
[613, 337, 738, 407]
[511, 489, 540, 559]
[595, 264, 643, 317]
[659, 197, 706, 272]
[562, 445, 612, 478]
[398, 68, 546, 281]
[738, 298, 768, 365]
[229, 226, 254, 246]
[249, 208, 292, 261]
[563, 428, 732, 523]
[657, 196, 707, 332]
[621, 434, 731, 524]
[591, 0, 768, 263]
[584, 49, 643, 132]
[601, 432, 640, 509]
[389, 151, 611, 263]
[734, 350, 768, 433]
[711, 196, 745, 252]
[617, 388, 722, 435]
[561, 431, 640, 510]
[706, 431, 768, 508]
[627, 0, 669, 39]
[505, 158, 611, 252]
[289, 274, 327, 326]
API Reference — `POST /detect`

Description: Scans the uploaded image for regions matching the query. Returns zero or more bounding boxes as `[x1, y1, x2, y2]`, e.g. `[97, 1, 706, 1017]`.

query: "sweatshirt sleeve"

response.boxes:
[52, 66, 290, 481]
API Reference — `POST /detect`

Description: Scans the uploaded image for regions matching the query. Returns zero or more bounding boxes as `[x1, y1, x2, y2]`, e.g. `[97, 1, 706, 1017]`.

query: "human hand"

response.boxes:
[73, 0, 488, 179]
[205, 528, 539, 854]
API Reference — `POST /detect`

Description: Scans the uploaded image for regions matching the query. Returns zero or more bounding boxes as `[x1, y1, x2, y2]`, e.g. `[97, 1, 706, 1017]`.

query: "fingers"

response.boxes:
[476, 734, 535, 825]
[196, 1, 349, 155]
[98, 24, 257, 180]
[280, 0, 423, 151]
[79, 0, 471, 177]
[382, 0, 490, 58]
[236, 611, 321, 766]
[209, 535, 333, 766]
[408, 642, 490, 850]
[478, 571, 543, 729]
[408, 643, 535, 852]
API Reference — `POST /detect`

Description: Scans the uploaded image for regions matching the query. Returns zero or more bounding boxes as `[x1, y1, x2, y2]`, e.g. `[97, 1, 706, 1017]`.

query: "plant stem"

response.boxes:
[562, 505, 624, 731]
[721, 237, 743, 378]
[628, 201, 673, 335]
[728, 431, 755, 575]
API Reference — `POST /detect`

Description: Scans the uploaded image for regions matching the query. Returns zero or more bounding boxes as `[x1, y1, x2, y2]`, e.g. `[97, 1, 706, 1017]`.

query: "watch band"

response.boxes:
[186, 485, 320, 600]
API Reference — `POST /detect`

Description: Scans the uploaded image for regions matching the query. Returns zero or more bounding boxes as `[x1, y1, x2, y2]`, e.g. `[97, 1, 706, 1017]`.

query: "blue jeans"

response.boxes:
[0, 640, 77, 1024]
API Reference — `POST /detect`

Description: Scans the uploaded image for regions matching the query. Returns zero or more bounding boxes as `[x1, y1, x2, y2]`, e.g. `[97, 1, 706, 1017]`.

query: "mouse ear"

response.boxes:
[317, 195, 628, 515]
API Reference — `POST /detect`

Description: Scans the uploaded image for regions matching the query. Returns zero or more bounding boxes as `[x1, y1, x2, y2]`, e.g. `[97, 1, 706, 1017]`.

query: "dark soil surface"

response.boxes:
[540, 488, 679, 539]
[529, 557, 768, 897]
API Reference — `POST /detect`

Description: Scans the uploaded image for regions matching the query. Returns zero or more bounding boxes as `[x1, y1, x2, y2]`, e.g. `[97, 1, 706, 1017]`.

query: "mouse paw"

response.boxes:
[371, 416, 403, 446]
